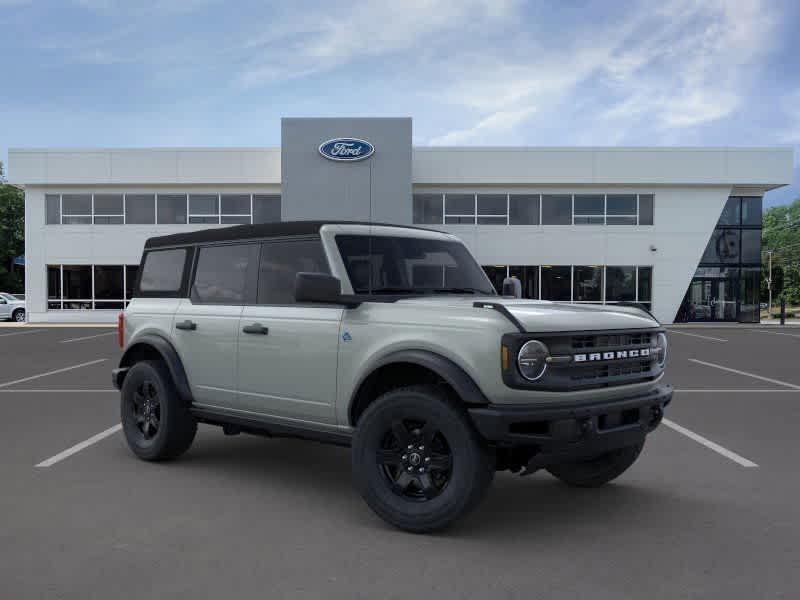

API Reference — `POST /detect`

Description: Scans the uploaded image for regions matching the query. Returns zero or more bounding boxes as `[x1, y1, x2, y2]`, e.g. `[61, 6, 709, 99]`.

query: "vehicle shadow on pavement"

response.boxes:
[122, 428, 699, 538]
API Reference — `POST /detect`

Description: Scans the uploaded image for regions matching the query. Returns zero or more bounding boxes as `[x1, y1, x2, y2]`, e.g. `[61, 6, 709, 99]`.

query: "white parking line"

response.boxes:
[688, 358, 800, 390]
[0, 359, 107, 389]
[747, 329, 800, 339]
[666, 330, 728, 342]
[662, 418, 758, 468]
[35, 424, 121, 468]
[60, 332, 116, 343]
[0, 329, 44, 338]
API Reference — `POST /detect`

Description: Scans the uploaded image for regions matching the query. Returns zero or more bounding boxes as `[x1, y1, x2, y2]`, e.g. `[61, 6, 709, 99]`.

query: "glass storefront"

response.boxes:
[676, 196, 762, 322]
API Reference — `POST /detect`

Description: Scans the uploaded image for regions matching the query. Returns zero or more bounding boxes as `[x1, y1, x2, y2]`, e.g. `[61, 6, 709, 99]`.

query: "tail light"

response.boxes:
[117, 312, 124, 348]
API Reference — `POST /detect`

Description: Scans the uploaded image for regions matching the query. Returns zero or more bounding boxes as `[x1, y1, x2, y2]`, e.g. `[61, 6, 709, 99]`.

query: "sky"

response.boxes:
[1, 0, 798, 207]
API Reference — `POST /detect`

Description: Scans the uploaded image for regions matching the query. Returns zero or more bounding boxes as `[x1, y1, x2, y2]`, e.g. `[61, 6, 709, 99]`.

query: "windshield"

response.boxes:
[335, 234, 496, 296]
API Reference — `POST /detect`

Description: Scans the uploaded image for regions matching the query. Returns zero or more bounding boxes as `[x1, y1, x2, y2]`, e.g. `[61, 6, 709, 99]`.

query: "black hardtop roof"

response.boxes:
[144, 221, 442, 249]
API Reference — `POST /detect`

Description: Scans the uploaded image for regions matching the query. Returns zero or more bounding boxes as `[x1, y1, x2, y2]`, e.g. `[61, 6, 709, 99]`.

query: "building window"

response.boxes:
[605, 266, 636, 302]
[62, 194, 92, 224]
[702, 229, 741, 263]
[93, 194, 124, 224]
[444, 194, 476, 224]
[413, 194, 443, 224]
[509, 265, 539, 298]
[253, 194, 281, 224]
[47, 264, 141, 310]
[573, 266, 602, 301]
[189, 194, 219, 224]
[221, 194, 251, 224]
[125, 194, 156, 224]
[541, 266, 572, 300]
[606, 194, 638, 225]
[46, 194, 61, 225]
[741, 196, 762, 226]
[638, 194, 654, 225]
[541, 195, 572, 225]
[573, 195, 604, 225]
[509, 194, 540, 225]
[482, 266, 508, 295]
[483, 264, 652, 307]
[157, 194, 188, 224]
[476, 194, 507, 224]
[44, 192, 281, 226]
[637, 266, 652, 307]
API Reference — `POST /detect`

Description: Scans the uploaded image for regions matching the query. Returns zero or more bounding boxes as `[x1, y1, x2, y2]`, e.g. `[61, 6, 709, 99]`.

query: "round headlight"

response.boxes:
[517, 340, 550, 381]
[655, 332, 668, 366]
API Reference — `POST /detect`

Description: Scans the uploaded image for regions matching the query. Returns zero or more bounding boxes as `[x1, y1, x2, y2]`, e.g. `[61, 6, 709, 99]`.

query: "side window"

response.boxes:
[139, 248, 187, 294]
[191, 244, 255, 304]
[257, 239, 330, 305]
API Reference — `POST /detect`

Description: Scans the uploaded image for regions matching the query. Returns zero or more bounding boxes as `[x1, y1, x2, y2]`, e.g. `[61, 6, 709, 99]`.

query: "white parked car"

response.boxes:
[0, 293, 26, 322]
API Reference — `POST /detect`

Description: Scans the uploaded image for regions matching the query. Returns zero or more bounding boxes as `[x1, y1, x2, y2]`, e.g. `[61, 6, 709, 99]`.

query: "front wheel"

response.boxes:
[546, 442, 644, 488]
[352, 385, 494, 533]
[12, 309, 25, 322]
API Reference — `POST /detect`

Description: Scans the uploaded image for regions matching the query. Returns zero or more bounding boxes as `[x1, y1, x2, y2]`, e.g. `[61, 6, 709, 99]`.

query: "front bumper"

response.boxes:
[468, 384, 672, 460]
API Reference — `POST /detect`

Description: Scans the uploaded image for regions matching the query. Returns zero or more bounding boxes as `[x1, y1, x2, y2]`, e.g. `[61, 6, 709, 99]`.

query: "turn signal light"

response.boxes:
[501, 345, 509, 371]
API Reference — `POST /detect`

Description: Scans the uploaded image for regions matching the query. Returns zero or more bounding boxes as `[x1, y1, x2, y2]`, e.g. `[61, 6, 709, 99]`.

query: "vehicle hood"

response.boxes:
[395, 296, 659, 332]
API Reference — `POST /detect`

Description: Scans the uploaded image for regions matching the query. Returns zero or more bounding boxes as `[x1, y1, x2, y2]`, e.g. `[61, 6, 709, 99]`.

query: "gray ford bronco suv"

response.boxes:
[113, 221, 671, 532]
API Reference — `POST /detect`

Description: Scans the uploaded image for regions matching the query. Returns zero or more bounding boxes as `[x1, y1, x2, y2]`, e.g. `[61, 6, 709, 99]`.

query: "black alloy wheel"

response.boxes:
[132, 379, 161, 440]
[352, 384, 494, 533]
[377, 418, 454, 501]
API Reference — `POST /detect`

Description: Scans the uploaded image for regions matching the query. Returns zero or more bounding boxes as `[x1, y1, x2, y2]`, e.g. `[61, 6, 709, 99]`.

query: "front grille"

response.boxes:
[503, 328, 664, 391]
[570, 360, 652, 382]
[571, 332, 652, 349]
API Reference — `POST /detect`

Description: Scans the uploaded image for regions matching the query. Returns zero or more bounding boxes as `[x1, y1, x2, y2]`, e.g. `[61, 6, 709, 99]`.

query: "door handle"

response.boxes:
[242, 323, 269, 335]
[176, 320, 197, 331]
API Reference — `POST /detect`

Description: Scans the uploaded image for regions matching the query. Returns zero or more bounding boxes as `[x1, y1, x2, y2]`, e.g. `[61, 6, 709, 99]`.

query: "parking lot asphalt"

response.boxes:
[1, 326, 799, 599]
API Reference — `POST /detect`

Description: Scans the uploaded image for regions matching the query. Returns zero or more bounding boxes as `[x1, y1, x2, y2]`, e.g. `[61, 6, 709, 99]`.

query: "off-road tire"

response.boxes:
[546, 442, 644, 488]
[352, 384, 494, 533]
[120, 360, 197, 461]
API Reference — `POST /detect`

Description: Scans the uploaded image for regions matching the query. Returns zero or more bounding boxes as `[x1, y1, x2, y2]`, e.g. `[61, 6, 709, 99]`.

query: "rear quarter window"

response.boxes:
[138, 248, 188, 295]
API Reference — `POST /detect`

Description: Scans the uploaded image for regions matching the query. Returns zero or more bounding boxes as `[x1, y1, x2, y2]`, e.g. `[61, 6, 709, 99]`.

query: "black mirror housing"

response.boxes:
[295, 272, 359, 307]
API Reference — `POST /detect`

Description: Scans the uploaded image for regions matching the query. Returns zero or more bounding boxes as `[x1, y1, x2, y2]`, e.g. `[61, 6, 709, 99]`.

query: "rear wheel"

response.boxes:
[352, 385, 494, 533]
[12, 309, 25, 322]
[120, 360, 197, 461]
[546, 442, 643, 488]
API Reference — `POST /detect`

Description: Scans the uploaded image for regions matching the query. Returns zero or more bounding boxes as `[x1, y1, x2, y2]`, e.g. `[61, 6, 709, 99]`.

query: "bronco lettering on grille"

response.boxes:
[573, 348, 651, 362]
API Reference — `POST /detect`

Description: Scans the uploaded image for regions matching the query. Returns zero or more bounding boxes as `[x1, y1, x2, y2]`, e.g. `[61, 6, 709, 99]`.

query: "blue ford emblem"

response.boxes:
[318, 138, 375, 162]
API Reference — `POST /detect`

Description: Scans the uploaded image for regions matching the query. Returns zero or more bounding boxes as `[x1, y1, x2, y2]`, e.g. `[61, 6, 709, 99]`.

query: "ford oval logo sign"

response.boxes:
[318, 138, 375, 162]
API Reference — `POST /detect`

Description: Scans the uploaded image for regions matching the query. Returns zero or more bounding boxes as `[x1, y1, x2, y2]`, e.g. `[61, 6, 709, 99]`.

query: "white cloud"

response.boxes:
[237, 0, 519, 87]
[428, 0, 779, 144]
[429, 107, 536, 145]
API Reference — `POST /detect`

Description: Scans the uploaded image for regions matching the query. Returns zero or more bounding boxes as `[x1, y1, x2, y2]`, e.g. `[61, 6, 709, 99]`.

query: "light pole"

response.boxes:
[767, 250, 772, 319]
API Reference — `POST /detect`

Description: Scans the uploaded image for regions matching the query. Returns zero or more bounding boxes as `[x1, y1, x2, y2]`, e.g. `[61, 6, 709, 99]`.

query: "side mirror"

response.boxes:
[295, 272, 360, 307]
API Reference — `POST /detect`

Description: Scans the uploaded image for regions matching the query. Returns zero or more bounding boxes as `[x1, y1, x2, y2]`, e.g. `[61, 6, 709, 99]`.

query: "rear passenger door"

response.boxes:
[172, 243, 258, 409]
[236, 237, 343, 425]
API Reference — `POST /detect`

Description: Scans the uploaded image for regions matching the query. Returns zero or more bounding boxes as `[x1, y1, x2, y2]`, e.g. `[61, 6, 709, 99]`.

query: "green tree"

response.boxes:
[762, 197, 800, 305]
[0, 161, 25, 293]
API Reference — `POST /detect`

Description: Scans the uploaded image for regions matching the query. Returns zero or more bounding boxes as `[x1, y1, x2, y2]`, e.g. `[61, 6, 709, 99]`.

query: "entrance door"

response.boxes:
[684, 278, 737, 321]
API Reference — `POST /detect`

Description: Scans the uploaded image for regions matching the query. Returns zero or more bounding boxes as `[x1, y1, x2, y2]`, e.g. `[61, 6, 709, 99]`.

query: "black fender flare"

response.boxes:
[118, 334, 193, 404]
[350, 349, 489, 424]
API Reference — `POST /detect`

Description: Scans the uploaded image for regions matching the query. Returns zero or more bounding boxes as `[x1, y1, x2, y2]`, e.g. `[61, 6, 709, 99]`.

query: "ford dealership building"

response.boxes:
[8, 117, 794, 324]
